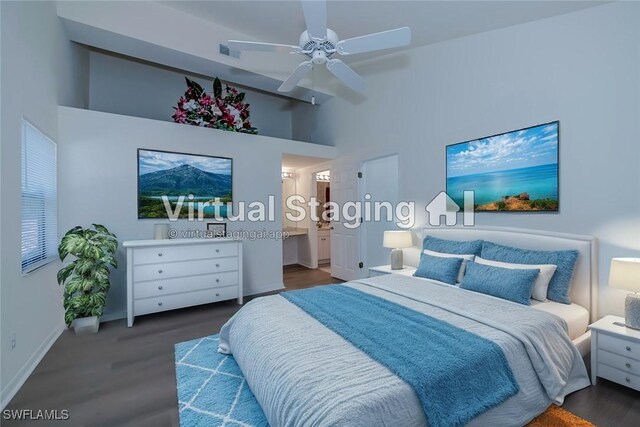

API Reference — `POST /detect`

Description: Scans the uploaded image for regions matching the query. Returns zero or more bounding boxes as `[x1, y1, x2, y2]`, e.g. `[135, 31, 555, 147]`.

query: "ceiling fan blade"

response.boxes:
[278, 61, 313, 92]
[227, 40, 301, 54]
[336, 27, 412, 55]
[301, 0, 327, 40]
[326, 59, 367, 94]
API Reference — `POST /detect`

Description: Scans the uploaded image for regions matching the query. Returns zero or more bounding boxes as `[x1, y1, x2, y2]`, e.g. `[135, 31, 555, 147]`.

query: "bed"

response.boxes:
[403, 227, 597, 356]
[219, 227, 597, 427]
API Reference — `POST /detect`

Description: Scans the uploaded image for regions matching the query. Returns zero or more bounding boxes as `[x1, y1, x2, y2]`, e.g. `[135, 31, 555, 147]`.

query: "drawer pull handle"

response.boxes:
[216, 249, 220, 253]
[158, 302, 163, 306]
[158, 269, 163, 274]
[626, 363, 632, 368]
[216, 263, 220, 267]
[626, 377, 631, 383]
[216, 279, 220, 283]
[627, 346, 631, 351]
[158, 285, 163, 290]
[158, 253, 163, 257]
[216, 293, 220, 297]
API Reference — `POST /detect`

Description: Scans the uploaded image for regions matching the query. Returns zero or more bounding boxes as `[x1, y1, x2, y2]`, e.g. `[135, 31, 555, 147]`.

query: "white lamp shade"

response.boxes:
[383, 231, 412, 249]
[609, 258, 640, 292]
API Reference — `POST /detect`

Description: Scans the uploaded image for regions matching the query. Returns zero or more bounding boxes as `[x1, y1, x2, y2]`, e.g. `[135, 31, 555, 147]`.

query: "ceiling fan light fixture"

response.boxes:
[311, 50, 327, 65]
[227, 0, 411, 93]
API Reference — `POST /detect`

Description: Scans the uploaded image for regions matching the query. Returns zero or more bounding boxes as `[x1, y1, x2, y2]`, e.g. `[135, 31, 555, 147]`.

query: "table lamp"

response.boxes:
[383, 231, 412, 270]
[609, 258, 640, 329]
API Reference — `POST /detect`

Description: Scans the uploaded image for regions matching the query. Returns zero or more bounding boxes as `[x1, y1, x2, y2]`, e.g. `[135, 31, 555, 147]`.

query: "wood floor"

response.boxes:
[283, 263, 342, 290]
[4, 265, 639, 427]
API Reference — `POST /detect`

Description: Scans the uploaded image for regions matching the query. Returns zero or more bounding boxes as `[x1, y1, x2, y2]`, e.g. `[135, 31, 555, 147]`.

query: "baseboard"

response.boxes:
[1, 321, 64, 410]
[100, 310, 126, 323]
[298, 260, 314, 269]
[245, 282, 285, 296]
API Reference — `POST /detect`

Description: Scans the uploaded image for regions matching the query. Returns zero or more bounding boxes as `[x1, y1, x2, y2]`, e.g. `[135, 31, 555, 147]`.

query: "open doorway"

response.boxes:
[281, 154, 337, 290]
[315, 170, 331, 274]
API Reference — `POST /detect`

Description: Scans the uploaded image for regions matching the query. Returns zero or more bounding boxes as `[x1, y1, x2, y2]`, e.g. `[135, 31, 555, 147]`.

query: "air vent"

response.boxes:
[219, 44, 240, 59]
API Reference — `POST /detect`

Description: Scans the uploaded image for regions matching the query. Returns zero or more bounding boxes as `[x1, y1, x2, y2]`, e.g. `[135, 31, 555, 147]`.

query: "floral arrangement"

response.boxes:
[172, 77, 257, 134]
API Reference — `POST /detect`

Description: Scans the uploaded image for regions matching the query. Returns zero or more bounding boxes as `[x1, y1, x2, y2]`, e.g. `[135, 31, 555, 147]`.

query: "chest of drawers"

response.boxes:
[124, 238, 243, 327]
[590, 315, 640, 391]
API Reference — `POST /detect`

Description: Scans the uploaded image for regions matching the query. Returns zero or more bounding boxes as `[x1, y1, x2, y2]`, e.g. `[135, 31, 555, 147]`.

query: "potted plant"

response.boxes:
[57, 224, 118, 334]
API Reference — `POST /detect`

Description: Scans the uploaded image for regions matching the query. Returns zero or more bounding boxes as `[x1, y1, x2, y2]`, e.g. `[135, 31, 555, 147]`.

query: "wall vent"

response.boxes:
[219, 44, 240, 59]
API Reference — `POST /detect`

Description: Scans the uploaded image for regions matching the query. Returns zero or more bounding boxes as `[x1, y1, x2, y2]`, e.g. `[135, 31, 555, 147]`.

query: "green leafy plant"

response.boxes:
[57, 224, 118, 327]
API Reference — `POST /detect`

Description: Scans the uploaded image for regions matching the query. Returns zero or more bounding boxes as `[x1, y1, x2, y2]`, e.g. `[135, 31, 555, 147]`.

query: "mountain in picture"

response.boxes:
[137, 149, 232, 219]
[139, 164, 231, 197]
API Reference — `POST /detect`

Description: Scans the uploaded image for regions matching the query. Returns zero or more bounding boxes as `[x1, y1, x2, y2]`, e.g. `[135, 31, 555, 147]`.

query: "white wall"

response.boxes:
[57, 107, 335, 319]
[88, 51, 299, 141]
[313, 2, 640, 317]
[0, 1, 89, 408]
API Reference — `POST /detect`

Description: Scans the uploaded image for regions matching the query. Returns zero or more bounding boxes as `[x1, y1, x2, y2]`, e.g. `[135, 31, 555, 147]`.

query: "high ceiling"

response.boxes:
[160, 1, 605, 60]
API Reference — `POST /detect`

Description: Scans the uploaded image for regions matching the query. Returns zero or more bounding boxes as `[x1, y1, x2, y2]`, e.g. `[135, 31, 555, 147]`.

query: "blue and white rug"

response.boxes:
[175, 334, 269, 427]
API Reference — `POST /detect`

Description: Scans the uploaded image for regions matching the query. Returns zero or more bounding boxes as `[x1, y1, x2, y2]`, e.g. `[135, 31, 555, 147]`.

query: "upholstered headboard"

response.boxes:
[405, 226, 598, 321]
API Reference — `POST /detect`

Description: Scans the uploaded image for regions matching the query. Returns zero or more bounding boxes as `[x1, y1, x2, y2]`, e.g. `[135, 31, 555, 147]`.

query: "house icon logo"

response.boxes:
[425, 191, 475, 226]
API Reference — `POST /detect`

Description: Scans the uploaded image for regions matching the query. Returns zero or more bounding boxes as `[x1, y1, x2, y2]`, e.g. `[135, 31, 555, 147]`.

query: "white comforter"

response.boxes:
[219, 274, 590, 427]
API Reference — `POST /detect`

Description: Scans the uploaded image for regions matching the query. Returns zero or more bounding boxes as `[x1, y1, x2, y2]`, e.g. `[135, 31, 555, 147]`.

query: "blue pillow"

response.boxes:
[423, 236, 483, 256]
[460, 262, 539, 305]
[480, 241, 578, 304]
[414, 253, 463, 285]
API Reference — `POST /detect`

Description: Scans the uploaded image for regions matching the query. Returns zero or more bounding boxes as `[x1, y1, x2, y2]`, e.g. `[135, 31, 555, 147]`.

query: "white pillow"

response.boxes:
[423, 249, 475, 283]
[474, 256, 557, 302]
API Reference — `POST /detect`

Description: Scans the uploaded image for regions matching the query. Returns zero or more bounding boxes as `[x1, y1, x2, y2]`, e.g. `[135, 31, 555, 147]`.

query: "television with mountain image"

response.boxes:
[446, 121, 559, 212]
[138, 149, 232, 219]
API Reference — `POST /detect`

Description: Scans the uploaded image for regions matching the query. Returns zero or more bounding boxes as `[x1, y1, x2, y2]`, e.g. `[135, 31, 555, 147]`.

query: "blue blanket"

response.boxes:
[282, 285, 519, 427]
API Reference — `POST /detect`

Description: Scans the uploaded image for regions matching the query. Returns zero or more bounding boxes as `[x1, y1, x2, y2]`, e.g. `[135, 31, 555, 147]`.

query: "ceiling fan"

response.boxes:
[227, 0, 411, 94]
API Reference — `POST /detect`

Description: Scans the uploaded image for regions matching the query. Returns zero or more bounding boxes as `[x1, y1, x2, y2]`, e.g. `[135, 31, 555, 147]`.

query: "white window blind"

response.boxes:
[21, 119, 58, 274]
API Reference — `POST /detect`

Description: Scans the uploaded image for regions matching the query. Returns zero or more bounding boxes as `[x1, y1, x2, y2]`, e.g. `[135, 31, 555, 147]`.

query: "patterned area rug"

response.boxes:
[174, 334, 593, 427]
[175, 335, 268, 426]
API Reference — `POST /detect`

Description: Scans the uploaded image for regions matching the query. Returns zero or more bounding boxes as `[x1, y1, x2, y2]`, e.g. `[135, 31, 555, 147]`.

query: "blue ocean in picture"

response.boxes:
[447, 163, 558, 207]
[446, 122, 559, 211]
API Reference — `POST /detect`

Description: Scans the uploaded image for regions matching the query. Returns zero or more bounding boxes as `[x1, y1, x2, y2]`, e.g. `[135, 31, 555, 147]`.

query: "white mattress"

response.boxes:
[395, 270, 589, 340]
[530, 300, 589, 340]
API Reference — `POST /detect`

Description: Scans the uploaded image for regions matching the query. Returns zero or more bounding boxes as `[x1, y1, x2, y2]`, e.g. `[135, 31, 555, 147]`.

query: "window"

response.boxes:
[21, 119, 57, 274]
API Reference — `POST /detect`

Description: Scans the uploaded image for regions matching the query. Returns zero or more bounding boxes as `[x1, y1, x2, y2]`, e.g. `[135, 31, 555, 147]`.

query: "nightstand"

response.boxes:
[368, 265, 416, 278]
[589, 315, 640, 391]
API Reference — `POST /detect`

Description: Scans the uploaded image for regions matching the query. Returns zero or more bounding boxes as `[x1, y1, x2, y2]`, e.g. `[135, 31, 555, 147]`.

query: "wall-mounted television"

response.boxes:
[137, 148, 232, 219]
[446, 121, 559, 212]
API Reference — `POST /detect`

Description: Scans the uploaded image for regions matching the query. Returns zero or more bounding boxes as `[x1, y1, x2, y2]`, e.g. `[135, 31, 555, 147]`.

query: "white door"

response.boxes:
[331, 166, 361, 281]
[361, 155, 400, 271]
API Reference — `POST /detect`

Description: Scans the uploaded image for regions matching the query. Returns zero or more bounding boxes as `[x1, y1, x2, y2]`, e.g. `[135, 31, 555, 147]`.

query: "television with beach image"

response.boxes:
[138, 149, 232, 219]
[446, 121, 559, 212]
